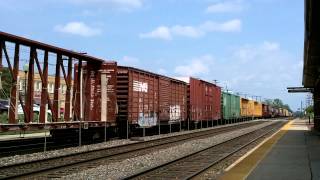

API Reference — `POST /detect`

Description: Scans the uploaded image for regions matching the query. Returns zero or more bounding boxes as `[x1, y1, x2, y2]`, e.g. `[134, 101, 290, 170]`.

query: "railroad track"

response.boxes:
[124, 121, 285, 180]
[0, 137, 54, 157]
[0, 121, 265, 179]
[0, 136, 106, 158]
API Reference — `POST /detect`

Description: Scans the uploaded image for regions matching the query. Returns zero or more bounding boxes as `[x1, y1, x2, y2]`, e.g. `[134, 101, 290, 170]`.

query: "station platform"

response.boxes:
[220, 118, 319, 180]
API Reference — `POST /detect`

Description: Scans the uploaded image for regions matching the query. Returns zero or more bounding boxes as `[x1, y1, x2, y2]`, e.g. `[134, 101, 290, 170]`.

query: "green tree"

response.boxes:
[273, 98, 284, 108]
[305, 105, 313, 114]
[263, 98, 292, 112]
[0, 68, 12, 99]
[282, 104, 293, 113]
[263, 99, 273, 105]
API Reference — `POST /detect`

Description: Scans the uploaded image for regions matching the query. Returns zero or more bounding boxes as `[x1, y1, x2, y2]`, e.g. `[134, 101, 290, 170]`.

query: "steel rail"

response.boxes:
[123, 121, 284, 180]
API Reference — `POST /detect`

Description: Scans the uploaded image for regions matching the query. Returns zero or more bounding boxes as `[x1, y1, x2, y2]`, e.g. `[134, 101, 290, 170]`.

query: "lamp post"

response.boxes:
[23, 64, 29, 102]
[23, 64, 29, 123]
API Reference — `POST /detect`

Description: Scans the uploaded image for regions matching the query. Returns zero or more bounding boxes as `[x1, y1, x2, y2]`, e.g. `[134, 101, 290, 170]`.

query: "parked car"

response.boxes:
[0, 99, 9, 114]
[17, 104, 52, 115]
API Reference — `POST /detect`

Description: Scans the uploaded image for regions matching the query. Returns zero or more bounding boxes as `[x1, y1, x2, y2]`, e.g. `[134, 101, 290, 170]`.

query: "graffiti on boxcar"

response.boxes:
[138, 112, 157, 127]
[133, 80, 148, 93]
[169, 105, 181, 122]
[137, 98, 157, 127]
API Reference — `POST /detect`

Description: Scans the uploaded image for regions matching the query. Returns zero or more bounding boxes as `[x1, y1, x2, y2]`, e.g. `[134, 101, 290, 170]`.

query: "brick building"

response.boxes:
[17, 70, 71, 112]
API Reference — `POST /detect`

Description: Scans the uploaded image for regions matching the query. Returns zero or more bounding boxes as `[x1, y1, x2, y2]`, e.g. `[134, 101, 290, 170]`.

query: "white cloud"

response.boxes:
[67, 0, 143, 11]
[200, 19, 242, 32]
[139, 26, 172, 40]
[150, 41, 302, 110]
[232, 41, 280, 63]
[140, 19, 241, 40]
[171, 25, 204, 38]
[220, 41, 300, 104]
[54, 22, 101, 37]
[174, 55, 213, 76]
[206, 0, 243, 13]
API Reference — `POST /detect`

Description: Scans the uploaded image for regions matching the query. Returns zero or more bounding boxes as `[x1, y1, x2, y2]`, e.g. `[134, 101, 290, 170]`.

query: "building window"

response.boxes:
[48, 83, 54, 93]
[61, 85, 65, 94]
[19, 80, 23, 91]
[38, 81, 42, 91]
[51, 83, 54, 93]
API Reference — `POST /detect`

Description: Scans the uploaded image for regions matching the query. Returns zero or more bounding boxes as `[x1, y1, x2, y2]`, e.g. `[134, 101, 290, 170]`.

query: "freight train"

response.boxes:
[0, 31, 291, 140]
[62, 61, 291, 138]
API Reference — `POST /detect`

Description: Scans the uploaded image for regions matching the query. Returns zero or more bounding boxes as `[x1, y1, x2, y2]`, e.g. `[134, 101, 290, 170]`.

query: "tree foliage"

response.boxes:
[263, 98, 292, 112]
[0, 68, 12, 99]
[305, 105, 313, 114]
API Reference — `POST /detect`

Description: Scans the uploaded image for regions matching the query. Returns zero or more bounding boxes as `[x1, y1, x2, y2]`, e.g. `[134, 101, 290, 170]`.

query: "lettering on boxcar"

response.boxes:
[89, 71, 96, 111]
[133, 81, 148, 93]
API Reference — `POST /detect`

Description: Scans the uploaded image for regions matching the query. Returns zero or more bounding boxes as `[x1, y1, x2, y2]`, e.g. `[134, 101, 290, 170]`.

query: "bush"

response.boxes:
[0, 113, 8, 123]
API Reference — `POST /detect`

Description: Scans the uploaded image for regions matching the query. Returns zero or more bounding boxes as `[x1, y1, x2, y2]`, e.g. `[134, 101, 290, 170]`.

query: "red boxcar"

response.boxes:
[74, 61, 118, 126]
[188, 77, 221, 122]
[117, 66, 187, 127]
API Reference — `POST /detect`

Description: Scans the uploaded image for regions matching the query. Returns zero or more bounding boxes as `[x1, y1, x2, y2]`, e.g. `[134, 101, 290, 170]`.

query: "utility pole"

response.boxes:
[301, 101, 303, 118]
[213, 80, 218, 85]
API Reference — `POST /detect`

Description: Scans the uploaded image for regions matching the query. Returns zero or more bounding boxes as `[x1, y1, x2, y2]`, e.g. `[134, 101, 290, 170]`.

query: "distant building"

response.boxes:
[18, 70, 72, 111]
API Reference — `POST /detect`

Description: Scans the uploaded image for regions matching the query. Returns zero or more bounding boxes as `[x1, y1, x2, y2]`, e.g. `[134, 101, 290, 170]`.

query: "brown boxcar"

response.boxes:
[188, 77, 221, 122]
[262, 104, 267, 118]
[73, 61, 118, 125]
[262, 104, 271, 118]
[117, 66, 187, 127]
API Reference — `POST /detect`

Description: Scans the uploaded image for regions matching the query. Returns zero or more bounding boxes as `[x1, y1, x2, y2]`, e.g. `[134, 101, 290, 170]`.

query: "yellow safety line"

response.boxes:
[219, 120, 293, 180]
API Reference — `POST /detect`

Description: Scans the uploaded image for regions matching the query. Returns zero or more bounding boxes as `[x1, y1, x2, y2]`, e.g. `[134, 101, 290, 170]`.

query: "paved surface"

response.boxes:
[220, 119, 320, 180]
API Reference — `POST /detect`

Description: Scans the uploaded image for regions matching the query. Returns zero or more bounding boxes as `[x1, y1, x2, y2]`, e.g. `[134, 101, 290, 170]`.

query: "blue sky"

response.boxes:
[0, 0, 306, 110]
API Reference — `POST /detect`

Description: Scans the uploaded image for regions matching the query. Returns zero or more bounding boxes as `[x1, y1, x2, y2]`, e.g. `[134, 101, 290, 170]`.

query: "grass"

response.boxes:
[0, 112, 53, 124]
[0, 113, 52, 135]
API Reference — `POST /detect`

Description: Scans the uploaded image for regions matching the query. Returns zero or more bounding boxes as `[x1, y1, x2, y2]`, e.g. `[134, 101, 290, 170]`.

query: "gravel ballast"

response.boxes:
[0, 139, 137, 167]
[62, 121, 279, 179]
[0, 120, 266, 167]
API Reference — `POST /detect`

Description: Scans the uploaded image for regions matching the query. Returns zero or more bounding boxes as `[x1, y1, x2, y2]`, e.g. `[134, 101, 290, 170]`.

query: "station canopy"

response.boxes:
[303, 0, 320, 88]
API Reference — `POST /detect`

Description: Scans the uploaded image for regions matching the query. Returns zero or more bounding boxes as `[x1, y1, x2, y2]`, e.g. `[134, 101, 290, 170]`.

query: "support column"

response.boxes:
[25, 48, 35, 123]
[8, 44, 19, 123]
[39, 51, 48, 123]
[64, 56, 72, 121]
[53, 54, 62, 122]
